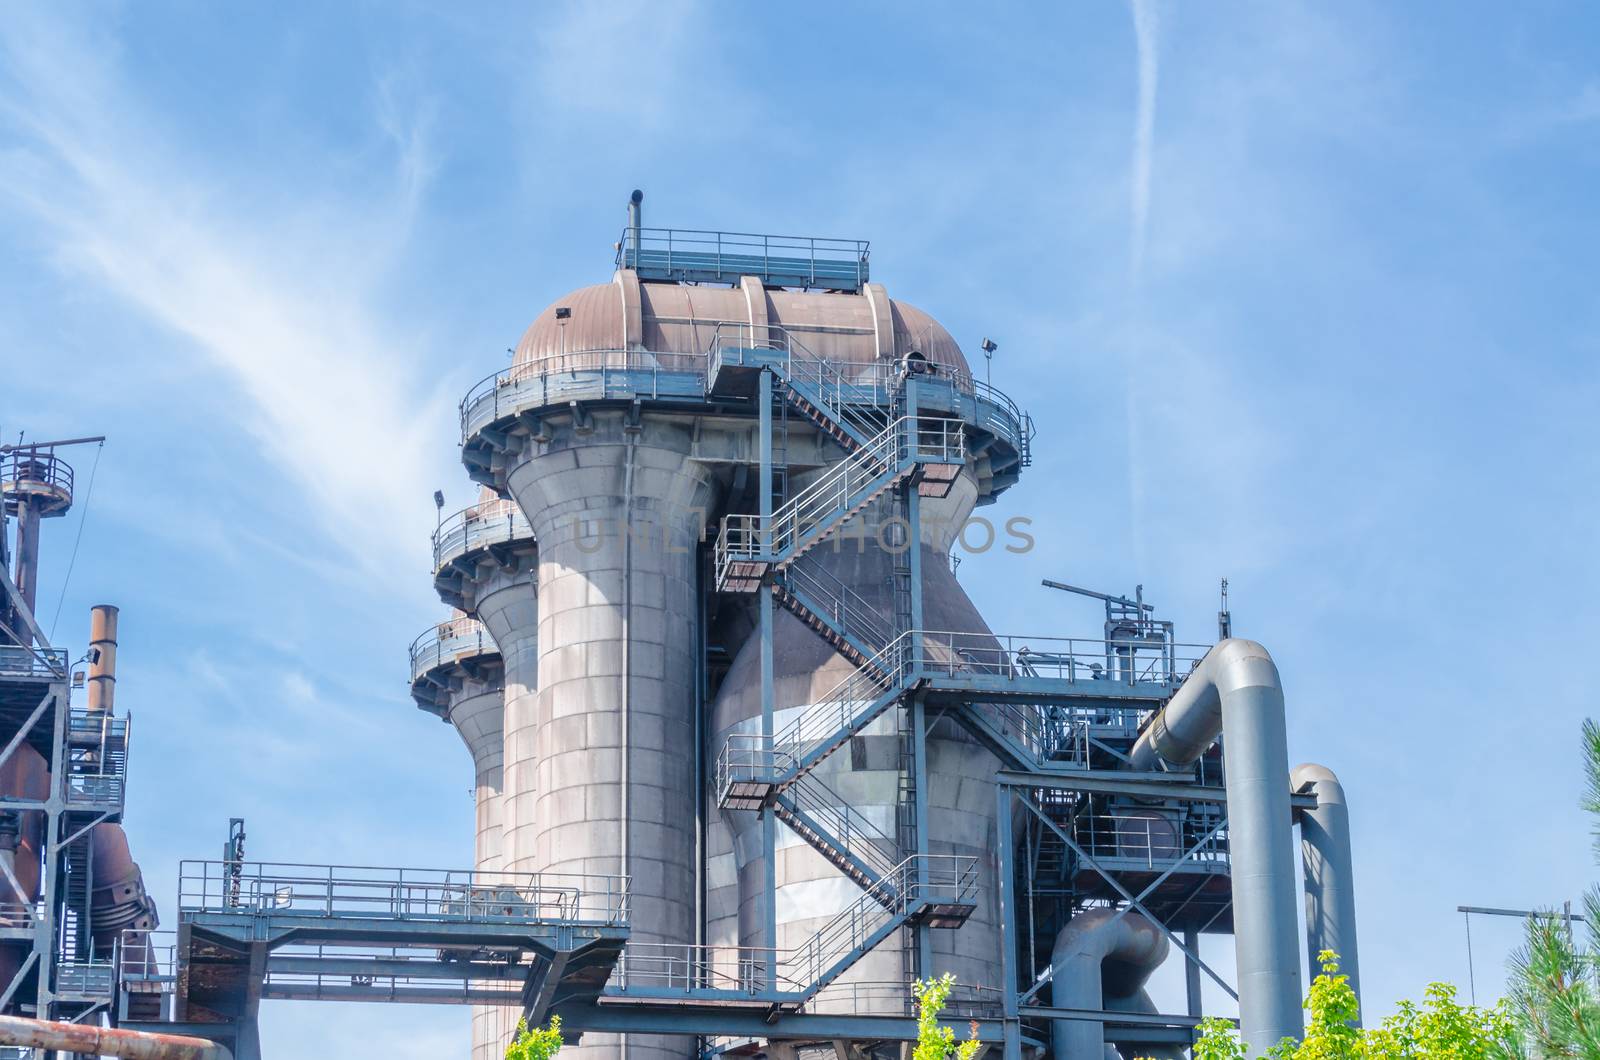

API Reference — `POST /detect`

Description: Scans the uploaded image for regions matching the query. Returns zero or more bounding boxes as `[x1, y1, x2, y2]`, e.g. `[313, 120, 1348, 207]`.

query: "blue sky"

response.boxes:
[3, 1, 1598, 1054]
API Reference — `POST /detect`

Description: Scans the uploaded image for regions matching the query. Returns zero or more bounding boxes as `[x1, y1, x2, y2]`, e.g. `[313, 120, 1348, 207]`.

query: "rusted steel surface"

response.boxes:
[0, 1014, 232, 1058]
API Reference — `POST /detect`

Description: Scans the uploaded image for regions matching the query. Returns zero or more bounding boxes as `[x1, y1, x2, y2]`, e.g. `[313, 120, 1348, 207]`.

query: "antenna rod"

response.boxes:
[1041, 579, 1154, 612]
[0, 435, 105, 453]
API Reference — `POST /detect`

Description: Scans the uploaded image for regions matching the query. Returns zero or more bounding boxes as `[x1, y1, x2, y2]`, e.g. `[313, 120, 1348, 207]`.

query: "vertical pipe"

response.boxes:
[627, 190, 644, 269]
[12, 503, 40, 618]
[1126, 639, 1304, 1052]
[1184, 927, 1203, 1019]
[86, 605, 118, 715]
[995, 785, 1022, 1060]
[1292, 763, 1360, 1018]
[1219, 657, 1303, 1053]
[619, 437, 635, 1060]
[757, 368, 776, 988]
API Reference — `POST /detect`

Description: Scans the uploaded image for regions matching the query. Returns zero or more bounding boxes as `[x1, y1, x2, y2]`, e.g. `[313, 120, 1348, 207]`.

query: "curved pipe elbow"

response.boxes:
[1051, 909, 1169, 1059]
[1128, 639, 1282, 771]
[1293, 762, 1361, 1016]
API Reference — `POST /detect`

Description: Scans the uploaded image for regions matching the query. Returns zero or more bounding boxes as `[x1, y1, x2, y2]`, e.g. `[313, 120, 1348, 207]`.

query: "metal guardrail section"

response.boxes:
[458, 338, 1028, 491]
[2, 449, 74, 507]
[807, 980, 1004, 1019]
[716, 415, 962, 574]
[55, 959, 116, 999]
[1074, 812, 1229, 871]
[719, 630, 1208, 805]
[918, 631, 1208, 689]
[706, 322, 898, 446]
[776, 772, 902, 884]
[432, 498, 534, 574]
[618, 228, 870, 292]
[119, 929, 178, 989]
[65, 708, 130, 810]
[0, 644, 67, 679]
[460, 350, 707, 443]
[409, 617, 498, 684]
[178, 862, 629, 926]
[779, 556, 894, 655]
[610, 854, 975, 1000]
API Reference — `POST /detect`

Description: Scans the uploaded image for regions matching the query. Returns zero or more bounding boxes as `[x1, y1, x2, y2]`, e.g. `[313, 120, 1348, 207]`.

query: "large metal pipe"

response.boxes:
[1051, 908, 1171, 1060]
[87, 603, 119, 713]
[1126, 639, 1303, 1053]
[0, 1014, 232, 1059]
[627, 189, 643, 267]
[1292, 763, 1360, 1016]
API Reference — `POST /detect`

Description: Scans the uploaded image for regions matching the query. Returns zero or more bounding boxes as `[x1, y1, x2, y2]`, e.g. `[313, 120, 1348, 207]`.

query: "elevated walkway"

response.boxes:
[161, 861, 630, 1055]
[618, 228, 870, 292]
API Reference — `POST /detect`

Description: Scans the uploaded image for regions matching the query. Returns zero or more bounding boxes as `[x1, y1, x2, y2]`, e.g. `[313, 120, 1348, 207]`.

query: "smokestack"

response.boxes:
[627, 189, 644, 268]
[87, 604, 118, 714]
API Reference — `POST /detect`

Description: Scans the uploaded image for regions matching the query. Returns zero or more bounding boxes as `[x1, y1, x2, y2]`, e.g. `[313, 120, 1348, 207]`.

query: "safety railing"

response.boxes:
[178, 862, 630, 926]
[409, 617, 497, 685]
[717, 633, 910, 794]
[432, 498, 534, 573]
[807, 979, 1004, 1019]
[459, 349, 707, 444]
[780, 854, 977, 992]
[612, 943, 793, 996]
[706, 323, 897, 446]
[0, 644, 68, 679]
[64, 707, 130, 810]
[776, 772, 902, 883]
[778, 556, 895, 655]
[718, 415, 962, 571]
[1072, 811, 1229, 870]
[619, 228, 870, 291]
[118, 929, 178, 987]
[55, 958, 115, 999]
[2, 449, 74, 504]
[917, 631, 1208, 688]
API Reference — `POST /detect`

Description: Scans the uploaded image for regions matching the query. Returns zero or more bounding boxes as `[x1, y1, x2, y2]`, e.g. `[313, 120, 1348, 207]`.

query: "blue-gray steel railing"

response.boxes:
[617, 227, 870, 289]
[409, 618, 497, 685]
[431, 499, 534, 574]
[0, 644, 68, 679]
[178, 861, 630, 926]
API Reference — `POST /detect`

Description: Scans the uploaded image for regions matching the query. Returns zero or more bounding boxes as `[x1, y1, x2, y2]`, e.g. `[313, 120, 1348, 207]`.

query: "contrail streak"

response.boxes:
[1129, 0, 1160, 280]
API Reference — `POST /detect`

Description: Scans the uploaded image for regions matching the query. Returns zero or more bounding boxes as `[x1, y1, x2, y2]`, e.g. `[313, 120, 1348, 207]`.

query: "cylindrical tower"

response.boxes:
[457, 218, 1032, 1058]
[408, 612, 509, 1059]
[508, 412, 715, 1060]
[429, 488, 539, 1057]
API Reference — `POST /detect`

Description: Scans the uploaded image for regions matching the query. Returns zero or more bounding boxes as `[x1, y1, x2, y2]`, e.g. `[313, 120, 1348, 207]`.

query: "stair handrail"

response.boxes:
[780, 556, 895, 655]
[706, 322, 894, 446]
[778, 772, 902, 882]
[719, 415, 906, 565]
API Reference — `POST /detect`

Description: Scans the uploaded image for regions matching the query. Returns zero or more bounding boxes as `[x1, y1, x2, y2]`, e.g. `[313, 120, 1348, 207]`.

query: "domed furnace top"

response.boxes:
[515, 274, 971, 379]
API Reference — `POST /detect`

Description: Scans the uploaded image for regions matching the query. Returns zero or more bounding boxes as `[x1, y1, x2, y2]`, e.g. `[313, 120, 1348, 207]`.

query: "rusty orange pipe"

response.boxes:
[0, 1014, 232, 1058]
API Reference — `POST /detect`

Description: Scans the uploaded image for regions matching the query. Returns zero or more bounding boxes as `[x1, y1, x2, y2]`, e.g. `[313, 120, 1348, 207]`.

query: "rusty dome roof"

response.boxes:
[514, 271, 970, 377]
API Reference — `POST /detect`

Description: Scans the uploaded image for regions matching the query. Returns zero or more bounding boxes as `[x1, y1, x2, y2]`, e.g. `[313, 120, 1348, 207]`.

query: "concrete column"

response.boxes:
[508, 413, 716, 1060]
[470, 566, 536, 1060]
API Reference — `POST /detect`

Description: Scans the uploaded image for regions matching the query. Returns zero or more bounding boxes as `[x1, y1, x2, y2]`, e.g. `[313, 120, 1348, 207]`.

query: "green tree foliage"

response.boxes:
[1502, 718, 1600, 1059]
[1189, 952, 1513, 1059]
[913, 973, 984, 1060]
[505, 1014, 563, 1060]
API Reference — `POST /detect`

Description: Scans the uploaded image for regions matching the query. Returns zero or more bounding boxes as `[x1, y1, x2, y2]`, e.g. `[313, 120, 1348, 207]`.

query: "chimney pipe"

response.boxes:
[87, 603, 118, 714]
[627, 189, 644, 268]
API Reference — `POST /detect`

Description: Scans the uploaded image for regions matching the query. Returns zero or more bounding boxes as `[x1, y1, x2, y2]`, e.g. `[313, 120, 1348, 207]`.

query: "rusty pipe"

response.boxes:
[87, 603, 118, 713]
[0, 1015, 232, 1059]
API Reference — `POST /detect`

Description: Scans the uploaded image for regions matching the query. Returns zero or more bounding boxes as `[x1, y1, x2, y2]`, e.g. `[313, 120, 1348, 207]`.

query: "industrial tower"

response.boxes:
[44, 194, 1359, 1060]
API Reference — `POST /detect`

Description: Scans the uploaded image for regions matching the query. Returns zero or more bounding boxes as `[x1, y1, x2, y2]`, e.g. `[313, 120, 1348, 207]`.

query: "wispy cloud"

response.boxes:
[0, 10, 456, 578]
[1128, 0, 1161, 281]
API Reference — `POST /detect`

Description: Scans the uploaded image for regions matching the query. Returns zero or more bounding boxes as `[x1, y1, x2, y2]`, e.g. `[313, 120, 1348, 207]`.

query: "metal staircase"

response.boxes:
[771, 772, 902, 899]
[608, 854, 977, 1005]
